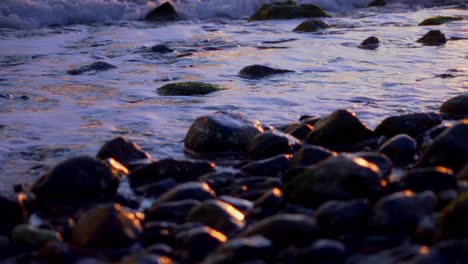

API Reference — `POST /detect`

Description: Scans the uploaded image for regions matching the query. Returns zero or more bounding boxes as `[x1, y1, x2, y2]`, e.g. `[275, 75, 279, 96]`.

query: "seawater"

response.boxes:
[0, 0, 467, 194]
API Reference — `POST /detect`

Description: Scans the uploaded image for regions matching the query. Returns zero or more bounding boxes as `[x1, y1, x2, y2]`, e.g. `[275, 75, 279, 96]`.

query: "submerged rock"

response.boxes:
[368, 0, 386, 6]
[440, 94, 468, 119]
[239, 65, 293, 79]
[417, 30, 447, 46]
[358, 36, 379, 50]
[145, 2, 178, 21]
[246, 130, 301, 160]
[67, 61, 116, 75]
[401, 167, 456, 192]
[249, 1, 329, 21]
[96, 137, 150, 169]
[419, 16, 463, 26]
[157, 82, 222, 96]
[151, 44, 174, 53]
[375, 112, 442, 138]
[293, 19, 329, 32]
[378, 134, 417, 166]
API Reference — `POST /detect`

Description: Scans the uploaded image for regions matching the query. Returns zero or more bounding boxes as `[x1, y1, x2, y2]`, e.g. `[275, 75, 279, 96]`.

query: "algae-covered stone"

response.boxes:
[239, 65, 293, 79]
[440, 94, 468, 119]
[417, 30, 447, 46]
[419, 16, 463, 26]
[249, 1, 329, 21]
[67, 61, 116, 75]
[293, 19, 329, 32]
[157, 82, 222, 96]
[145, 2, 178, 21]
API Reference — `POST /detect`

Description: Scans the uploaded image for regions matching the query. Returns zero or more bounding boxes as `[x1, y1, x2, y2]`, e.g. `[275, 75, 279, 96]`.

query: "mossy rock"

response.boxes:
[419, 16, 463, 26]
[249, 1, 330, 21]
[293, 19, 329, 32]
[157, 82, 223, 96]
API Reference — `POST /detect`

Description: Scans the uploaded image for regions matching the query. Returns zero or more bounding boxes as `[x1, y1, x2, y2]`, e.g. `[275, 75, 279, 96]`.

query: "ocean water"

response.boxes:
[0, 0, 466, 194]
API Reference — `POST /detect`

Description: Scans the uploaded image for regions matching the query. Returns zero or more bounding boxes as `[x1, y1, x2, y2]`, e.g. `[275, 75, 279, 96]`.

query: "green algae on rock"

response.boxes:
[293, 19, 329, 32]
[249, 1, 330, 21]
[419, 16, 463, 26]
[157, 82, 223, 96]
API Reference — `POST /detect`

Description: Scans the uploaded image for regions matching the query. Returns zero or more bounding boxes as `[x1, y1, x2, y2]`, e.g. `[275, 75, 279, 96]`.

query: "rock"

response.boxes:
[440, 94, 468, 119]
[436, 193, 468, 241]
[401, 167, 457, 192]
[12, 225, 62, 247]
[135, 178, 178, 197]
[96, 137, 150, 170]
[67, 61, 116, 75]
[154, 182, 216, 204]
[219, 196, 254, 212]
[187, 199, 245, 235]
[305, 109, 375, 151]
[351, 152, 393, 179]
[284, 155, 382, 207]
[416, 123, 451, 150]
[70, 204, 143, 249]
[419, 16, 463, 26]
[457, 163, 468, 180]
[202, 236, 272, 264]
[145, 199, 200, 223]
[184, 112, 264, 156]
[249, 1, 330, 21]
[151, 44, 174, 53]
[417, 30, 447, 46]
[118, 254, 173, 264]
[297, 239, 348, 264]
[241, 214, 319, 246]
[247, 130, 301, 160]
[368, 0, 386, 7]
[239, 65, 293, 79]
[417, 121, 468, 172]
[293, 19, 329, 32]
[375, 112, 442, 138]
[140, 222, 175, 246]
[283, 123, 314, 140]
[241, 154, 293, 177]
[315, 199, 369, 236]
[157, 82, 222, 96]
[175, 226, 226, 263]
[145, 2, 178, 21]
[358, 36, 379, 50]
[0, 195, 23, 235]
[378, 134, 417, 166]
[348, 244, 430, 264]
[31, 156, 118, 206]
[293, 145, 336, 167]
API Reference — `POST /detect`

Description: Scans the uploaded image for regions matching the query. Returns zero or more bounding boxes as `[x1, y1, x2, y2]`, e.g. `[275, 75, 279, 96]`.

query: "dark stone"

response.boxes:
[284, 155, 382, 207]
[154, 182, 216, 204]
[368, 0, 386, 7]
[315, 199, 369, 236]
[184, 112, 264, 156]
[239, 65, 293, 79]
[175, 226, 226, 263]
[293, 145, 336, 167]
[293, 19, 329, 32]
[203, 236, 272, 264]
[401, 167, 457, 192]
[348, 244, 429, 264]
[157, 82, 223, 96]
[416, 123, 451, 150]
[118, 254, 173, 264]
[67, 61, 116, 75]
[351, 152, 393, 179]
[199, 172, 237, 194]
[440, 94, 468, 119]
[378, 134, 417, 166]
[241, 154, 293, 177]
[249, 1, 330, 21]
[12, 225, 62, 247]
[0, 195, 23, 235]
[247, 130, 301, 160]
[31, 156, 118, 206]
[457, 163, 468, 180]
[145, 199, 200, 223]
[305, 109, 375, 151]
[128, 158, 216, 188]
[96, 137, 150, 169]
[417, 122, 468, 172]
[145, 2, 178, 21]
[254, 188, 285, 211]
[359, 36, 379, 50]
[436, 193, 468, 241]
[283, 123, 314, 140]
[134, 178, 178, 198]
[69, 204, 142, 249]
[417, 30, 447, 46]
[297, 239, 347, 264]
[219, 196, 254, 212]
[375, 112, 442, 138]
[419, 16, 463, 26]
[151, 44, 174, 53]
[140, 222, 175, 247]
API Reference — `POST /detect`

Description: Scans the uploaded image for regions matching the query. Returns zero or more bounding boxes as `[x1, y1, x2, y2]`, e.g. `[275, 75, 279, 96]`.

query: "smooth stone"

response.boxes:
[12, 225, 62, 247]
[175, 226, 226, 263]
[118, 254, 173, 264]
[241, 154, 293, 177]
[419, 16, 463, 26]
[284, 155, 382, 207]
[239, 65, 293, 79]
[202, 236, 272, 264]
[140, 222, 175, 246]
[128, 158, 216, 188]
[145, 244, 174, 258]
[305, 109, 375, 151]
[283, 123, 314, 140]
[145, 199, 200, 223]
[315, 199, 369, 236]
[0, 195, 23, 235]
[359, 36, 379, 50]
[154, 182, 216, 204]
[134, 178, 178, 198]
[157, 82, 222, 96]
[246, 130, 301, 160]
[293, 19, 329, 32]
[436, 193, 468, 241]
[70, 204, 143, 249]
[417, 122, 468, 172]
[401, 167, 457, 192]
[378, 134, 417, 166]
[145, 2, 178, 21]
[199, 172, 237, 194]
[350, 152, 393, 179]
[184, 112, 264, 156]
[417, 30, 447, 46]
[457, 163, 468, 180]
[151, 44, 174, 53]
[249, 1, 330, 21]
[368, 0, 386, 6]
[416, 123, 451, 149]
[293, 145, 336, 167]
[412, 239, 468, 263]
[297, 239, 347, 264]
[348, 244, 430, 264]
[375, 112, 442, 138]
[67, 61, 116, 75]
[187, 199, 245, 235]
[254, 188, 285, 210]
[219, 196, 254, 212]
[96, 137, 150, 169]
[440, 94, 468, 119]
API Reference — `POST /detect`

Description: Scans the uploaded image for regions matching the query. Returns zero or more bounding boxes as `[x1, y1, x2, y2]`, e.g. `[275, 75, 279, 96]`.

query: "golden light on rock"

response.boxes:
[272, 188, 283, 197]
[107, 158, 129, 176]
[419, 245, 430, 254]
[403, 190, 414, 197]
[205, 227, 228, 243]
[435, 166, 453, 174]
[380, 180, 388, 187]
[223, 202, 245, 222]
[352, 157, 380, 173]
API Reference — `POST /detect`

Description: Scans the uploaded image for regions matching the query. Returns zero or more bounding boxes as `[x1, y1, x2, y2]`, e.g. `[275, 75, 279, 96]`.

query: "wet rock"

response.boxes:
[230, 177, 283, 201]
[175, 226, 226, 263]
[247, 130, 301, 160]
[436, 193, 468, 241]
[67, 61, 116, 75]
[241, 154, 293, 177]
[151, 44, 174, 53]
[440, 94, 468, 119]
[145, 2, 178, 21]
[417, 30, 447, 46]
[145, 244, 173, 258]
[401, 167, 456, 192]
[118, 254, 173, 264]
[297, 239, 347, 264]
[128, 158, 216, 188]
[154, 182, 216, 204]
[140, 222, 175, 247]
[12, 225, 62, 247]
[249, 1, 330, 21]
[0, 195, 23, 235]
[375, 112, 442, 138]
[187, 199, 245, 235]
[241, 214, 319, 246]
[293, 19, 329, 32]
[351, 152, 393, 179]
[378, 134, 417, 166]
[293, 145, 336, 167]
[284, 155, 382, 207]
[368, 0, 386, 6]
[348, 244, 429, 264]
[96, 137, 150, 169]
[200, 172, 238, 194]
[239, 65, 293, 79]
[219, 196, 254, 212]
[254, 188, 285, 210]
[157, 82, 223, 96]
[305, 109, 375, 151]
[358, 36, 379, 50]
[70, 204, 143, 249]
[283, 123, 314, 140]
[202, 236, 272, 264]
[457, 163, 468, 180]
[184, 112, 264, 156]
[315, 199, 369, 236]
[418, 121, 468, 172]
[31, 156, 118, 206]
[419, 16, 463, 26]
[416, 123, 451, 150]
[145, 199, 200, 223]
[135, 178, 178, 197]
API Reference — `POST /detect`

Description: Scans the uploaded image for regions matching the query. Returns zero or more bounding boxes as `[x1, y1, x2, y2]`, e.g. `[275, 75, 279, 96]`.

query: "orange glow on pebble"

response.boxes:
[206, 227, 227, 243]
[272, 188, 282, 197]
[403, 190, 414, 197]
[353, 157, 380, 173]
[380, 180, 388, 187]
[223, 203, 245, 222]
[419, 246, 430, 254]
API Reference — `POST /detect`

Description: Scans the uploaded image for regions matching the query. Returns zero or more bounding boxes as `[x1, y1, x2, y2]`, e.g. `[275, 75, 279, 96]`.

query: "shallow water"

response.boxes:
[0, 3, 467, 194]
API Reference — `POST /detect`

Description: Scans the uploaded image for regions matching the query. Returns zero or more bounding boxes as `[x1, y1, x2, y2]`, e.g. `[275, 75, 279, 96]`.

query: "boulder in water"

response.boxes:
[157, 82, 223, 96]
[96, 137, 150, 170]
[359, 36, 380, 50]
[293, 19, 329, 32]
[249, 1, 330, 21]
[417, 30, 447, 46]
[145, 2, 178, 21]
[440, 94, 468, 119]
[419, 16, 463, 26]
[239, 65, 293, 79]
[67, 61, 116, 75]
[151, 44, 174, 53]
[368, 0, 386, 7]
